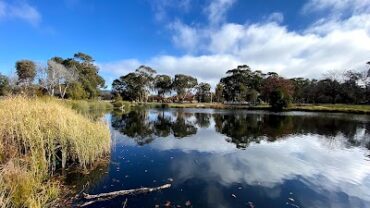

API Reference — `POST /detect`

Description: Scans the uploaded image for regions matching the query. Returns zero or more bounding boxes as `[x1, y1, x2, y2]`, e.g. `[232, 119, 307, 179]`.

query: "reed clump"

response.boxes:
[0, 97, 111, 208]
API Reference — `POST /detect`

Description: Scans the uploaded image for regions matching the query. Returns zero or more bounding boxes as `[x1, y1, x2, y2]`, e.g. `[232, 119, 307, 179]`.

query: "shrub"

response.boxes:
[269, 89, 290, 111]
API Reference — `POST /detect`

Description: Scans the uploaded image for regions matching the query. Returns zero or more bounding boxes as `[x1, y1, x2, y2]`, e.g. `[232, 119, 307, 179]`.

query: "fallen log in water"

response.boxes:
[79, 184, 171, 207]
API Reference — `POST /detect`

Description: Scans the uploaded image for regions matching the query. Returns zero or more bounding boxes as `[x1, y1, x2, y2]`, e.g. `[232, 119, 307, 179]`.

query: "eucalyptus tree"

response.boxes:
[220, 65, 263, 102]
[316, 78, 341, 104]
[290, 77, 312, 103]
[172, 74, 198, 102]
[112, 65, 156, 102]
[39, 59, 78, 98]
[341, 70, 363, 104]
[112, 73, 141, 101]
[62, 52, 105, 99]
[135, 65, 157, 102]
[154, 74, 172, 100]
[214, 83, 224, 102]
[0, 74, 10, 96]
[195, 82, 211, 102]
[15, 60, 36, 89]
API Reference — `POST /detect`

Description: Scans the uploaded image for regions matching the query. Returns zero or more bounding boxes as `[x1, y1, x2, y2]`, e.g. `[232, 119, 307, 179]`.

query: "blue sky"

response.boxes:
[0, 0, 370, 87]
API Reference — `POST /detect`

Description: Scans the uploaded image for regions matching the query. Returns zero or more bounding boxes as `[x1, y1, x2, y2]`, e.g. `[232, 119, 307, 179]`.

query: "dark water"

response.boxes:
[72, 108, 370, 208]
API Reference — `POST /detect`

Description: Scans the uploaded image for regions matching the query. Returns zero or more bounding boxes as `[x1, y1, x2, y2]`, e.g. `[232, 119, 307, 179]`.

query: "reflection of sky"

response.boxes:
[107, 111, 370, 207]
[121, 127, 370, 206]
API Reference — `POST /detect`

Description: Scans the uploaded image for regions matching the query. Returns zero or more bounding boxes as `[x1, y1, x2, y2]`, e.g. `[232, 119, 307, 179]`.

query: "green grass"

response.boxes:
[121, 101, 370, 114]
[288, 104, 370, 114]
[0, 97, 111, 208]
[63, 99, 113, 114]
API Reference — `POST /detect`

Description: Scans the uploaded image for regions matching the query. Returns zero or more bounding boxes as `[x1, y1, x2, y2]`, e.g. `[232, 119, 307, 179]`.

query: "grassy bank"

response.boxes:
[122, 102, 370, 114]
[62, 99, 113, 117]
[0, 97, 111, 208]
[288, 104, 370, 114]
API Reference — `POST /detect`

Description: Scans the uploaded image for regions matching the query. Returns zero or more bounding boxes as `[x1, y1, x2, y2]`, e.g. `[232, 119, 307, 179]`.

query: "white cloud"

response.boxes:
[265, 12, 284, 23]
[150, 0, 191, 22]
[0, 0, 41, 26]
[155, 134, 370, 206]
[169, 20, 201, 52]
[100, 0, 370, 86]
[113, 110, 370, 206]
[98, 59, 142, 78]
[205, 0, 236, 25]
[100, 54, 242, 87]
[302, 0, 370, 17]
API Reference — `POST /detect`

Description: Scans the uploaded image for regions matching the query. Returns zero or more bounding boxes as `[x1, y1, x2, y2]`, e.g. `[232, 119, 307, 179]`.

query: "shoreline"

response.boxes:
[120, 102, 370, 115]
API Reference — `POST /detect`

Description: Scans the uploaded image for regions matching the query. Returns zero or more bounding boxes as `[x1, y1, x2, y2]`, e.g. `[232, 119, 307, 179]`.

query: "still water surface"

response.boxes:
[72, 108, 370, 208]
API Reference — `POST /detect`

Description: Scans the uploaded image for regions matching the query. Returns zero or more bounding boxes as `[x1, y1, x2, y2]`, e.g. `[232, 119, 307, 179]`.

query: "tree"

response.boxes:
[112, 73, 141, 101]
[154, 75, 172, 100]
[214, 83, 224, 103]
[269, 89, 289, 111]
[315, 78, 341, 104]
[58, 53, 105, 99]
[340, 70, 363, 104]
[135, 65, 157, 102]
[112, 66, 157, 102]
[172, 74, 198, 102]
[290, 78, 312, 103]
[0, 74, 10, 96]
[16, 60, 36, 88]
[220, 65, 264, 102]
[39, 59, 78, 98]
[261, 74, 294, 111]
[195, 82, 211, 102]
[74, 52, 94, 63]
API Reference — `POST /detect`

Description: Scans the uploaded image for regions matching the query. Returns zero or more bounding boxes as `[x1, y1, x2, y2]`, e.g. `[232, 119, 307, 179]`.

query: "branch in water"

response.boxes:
[79, 184, 171, 207]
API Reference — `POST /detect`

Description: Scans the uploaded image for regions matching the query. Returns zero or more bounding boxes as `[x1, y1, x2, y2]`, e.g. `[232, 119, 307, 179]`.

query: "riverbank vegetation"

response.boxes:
[126, 102, 370, 114]
[0, 52, 106, 100]
[112, 63, 370, 111]
[0, 97, 110, 207]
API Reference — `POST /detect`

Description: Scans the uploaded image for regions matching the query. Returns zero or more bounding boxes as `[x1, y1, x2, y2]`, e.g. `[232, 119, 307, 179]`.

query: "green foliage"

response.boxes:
[220, 65, 264, 102]
[172, 74, 198, 101]
[195, 82, 211, 102]
[0, 74, 10, 96]
[112, 66, 157, 102]
[66, 82, 88, 99]
[269, 89, 289, 111]
[214, 83, 224, 102]
[15, 60, 36, 86]
[59, 52, 105, 99]
[154, 74, 172, 98]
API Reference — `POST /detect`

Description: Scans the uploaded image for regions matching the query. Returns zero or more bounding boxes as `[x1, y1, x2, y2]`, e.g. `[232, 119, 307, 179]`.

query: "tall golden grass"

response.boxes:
[0, 97, 111, 208]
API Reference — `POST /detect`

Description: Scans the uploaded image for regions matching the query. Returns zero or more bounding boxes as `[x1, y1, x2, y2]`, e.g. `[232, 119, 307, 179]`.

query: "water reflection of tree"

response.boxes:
[111, 109, 199, 144]
[171, 111, 197, 137]
[195, 113, 211, 128]
[153, 113, 172, 137]
[111, 109, 369, 148]
[213, 113, 370, 149]
[111, 110, 155, 145]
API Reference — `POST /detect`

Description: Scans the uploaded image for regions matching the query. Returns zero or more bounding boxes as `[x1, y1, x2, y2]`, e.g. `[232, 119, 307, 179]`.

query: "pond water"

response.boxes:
[72, 108, 370, 208]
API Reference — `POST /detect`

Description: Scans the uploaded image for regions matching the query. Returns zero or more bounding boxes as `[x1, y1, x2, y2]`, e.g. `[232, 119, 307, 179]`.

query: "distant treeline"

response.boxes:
[0, 52, 105, 99]
[112, 62, 370, 110]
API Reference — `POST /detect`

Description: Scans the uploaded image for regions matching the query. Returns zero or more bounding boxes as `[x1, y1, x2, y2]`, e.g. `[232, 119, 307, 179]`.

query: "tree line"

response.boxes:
[0, 52, 105, 99]
[112, 62, 370, 110]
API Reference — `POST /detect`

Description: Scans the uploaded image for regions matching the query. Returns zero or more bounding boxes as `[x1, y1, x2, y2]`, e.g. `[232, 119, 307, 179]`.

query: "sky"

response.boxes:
[0, 0, 370, 87]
